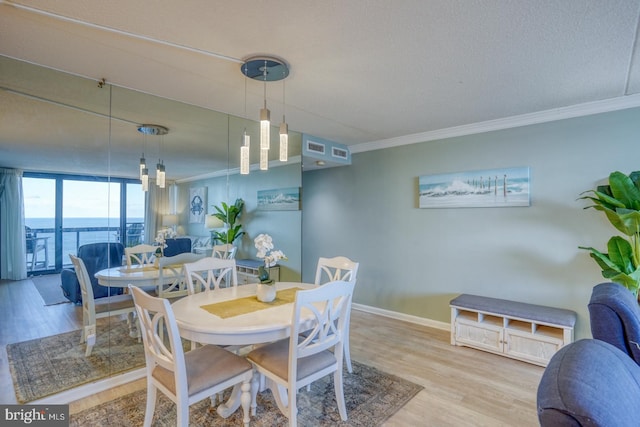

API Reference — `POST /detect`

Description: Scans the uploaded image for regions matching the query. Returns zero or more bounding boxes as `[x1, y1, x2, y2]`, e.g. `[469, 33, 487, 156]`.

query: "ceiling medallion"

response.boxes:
[241, 56, 289, 81]
[137, 124, 169, 135]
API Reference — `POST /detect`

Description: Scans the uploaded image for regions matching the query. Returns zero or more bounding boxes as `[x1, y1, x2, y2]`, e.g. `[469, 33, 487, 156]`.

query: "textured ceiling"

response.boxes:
[1, 0, 640, 179]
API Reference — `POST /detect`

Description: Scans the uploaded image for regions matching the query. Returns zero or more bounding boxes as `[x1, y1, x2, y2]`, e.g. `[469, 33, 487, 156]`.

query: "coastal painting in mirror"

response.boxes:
[257, 187, 301, 211]
[419, 167, 530, 208]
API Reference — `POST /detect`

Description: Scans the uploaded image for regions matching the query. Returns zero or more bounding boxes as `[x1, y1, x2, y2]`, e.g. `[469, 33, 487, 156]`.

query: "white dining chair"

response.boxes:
[184, 257, 238, 294]
[315, 256, 359, 284]
[69, 254, 137, 356]
[125, 243, 158, 268]
[157, 252, 203, 299]
[212, 244, 237, 259]
[315, 256, 360, 373]
[247, 280, 355, 426]
[129, 286, 253, 427]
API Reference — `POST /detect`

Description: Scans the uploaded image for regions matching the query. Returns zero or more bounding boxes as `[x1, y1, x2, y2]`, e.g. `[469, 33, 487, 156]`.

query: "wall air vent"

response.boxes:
[332, 147, 348, 160]
[302, 134, 351, 171]
[306, 140, 325, 155]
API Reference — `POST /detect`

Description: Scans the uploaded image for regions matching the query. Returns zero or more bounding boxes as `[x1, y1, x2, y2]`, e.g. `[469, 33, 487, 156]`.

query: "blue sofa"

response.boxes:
[588, 282, 640, 365]
[163, 237, 192, 257]
[537, 339, 640, 426]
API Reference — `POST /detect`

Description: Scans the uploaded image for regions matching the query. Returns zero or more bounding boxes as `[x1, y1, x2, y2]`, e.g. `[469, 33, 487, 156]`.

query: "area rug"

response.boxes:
[31, 274, 69, 306]
[7, 320, 143, 403]
[70, 361, 422, 426]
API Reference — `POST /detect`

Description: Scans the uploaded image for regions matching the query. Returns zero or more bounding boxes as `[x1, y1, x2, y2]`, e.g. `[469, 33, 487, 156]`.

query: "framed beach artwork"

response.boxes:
[189, 187, 206, 223]
[418, 167, 530, 208]
[257, 187, 301, 211]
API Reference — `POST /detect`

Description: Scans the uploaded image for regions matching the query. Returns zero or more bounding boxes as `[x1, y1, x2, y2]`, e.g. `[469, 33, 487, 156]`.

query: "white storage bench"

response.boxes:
[450, 294, 577, 367]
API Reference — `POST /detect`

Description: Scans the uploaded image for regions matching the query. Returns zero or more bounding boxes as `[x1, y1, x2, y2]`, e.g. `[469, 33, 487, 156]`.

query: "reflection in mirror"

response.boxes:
[0, 55, 301, 403]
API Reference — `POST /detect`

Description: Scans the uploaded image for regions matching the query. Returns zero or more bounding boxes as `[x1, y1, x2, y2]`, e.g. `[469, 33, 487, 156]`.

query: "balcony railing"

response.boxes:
[26, 223, 144, 271]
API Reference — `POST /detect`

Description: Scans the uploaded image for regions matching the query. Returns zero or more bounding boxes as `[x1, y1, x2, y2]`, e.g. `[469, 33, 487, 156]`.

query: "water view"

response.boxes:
[26, 217, 144, 270]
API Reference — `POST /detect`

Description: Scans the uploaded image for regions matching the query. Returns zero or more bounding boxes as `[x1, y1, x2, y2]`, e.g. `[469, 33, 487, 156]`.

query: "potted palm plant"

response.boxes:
[210, 198, 245, 245]
[579, 171, 640, 296]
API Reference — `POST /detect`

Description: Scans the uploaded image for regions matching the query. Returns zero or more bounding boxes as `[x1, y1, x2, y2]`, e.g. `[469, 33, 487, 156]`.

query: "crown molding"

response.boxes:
[350, 93, 640, 154]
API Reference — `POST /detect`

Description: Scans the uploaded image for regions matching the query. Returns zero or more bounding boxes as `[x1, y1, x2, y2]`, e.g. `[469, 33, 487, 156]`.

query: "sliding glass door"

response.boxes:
[23, 173, 144, 274]
[23, 176, 57, 274]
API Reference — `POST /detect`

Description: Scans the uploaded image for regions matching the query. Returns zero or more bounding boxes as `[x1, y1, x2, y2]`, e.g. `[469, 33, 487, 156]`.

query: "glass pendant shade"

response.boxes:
[240, 131, 250, 175]
[260, 106, 270, 150]
[156, 162, 166, 188]
[157, 163, 166, 188]
[260, 148, 269, 170]
[141, 168, 149, 192]
[279, 121, 288, 162]
[139, 156, 146, 179]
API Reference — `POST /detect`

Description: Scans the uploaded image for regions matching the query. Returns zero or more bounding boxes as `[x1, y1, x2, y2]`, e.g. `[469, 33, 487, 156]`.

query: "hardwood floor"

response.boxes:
[1, 276, 544, 426]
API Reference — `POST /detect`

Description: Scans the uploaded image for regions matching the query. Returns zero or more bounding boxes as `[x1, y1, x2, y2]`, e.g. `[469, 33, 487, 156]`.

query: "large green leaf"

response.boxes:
[607, 268, 640, 295]
[602, 207, 636, 235]
[615, 209, 640, 236]
[578, 190, 626, 210]
[607, 236, 635, 274]
[580, 246, 624, 272]
[609, 171, 640, 210]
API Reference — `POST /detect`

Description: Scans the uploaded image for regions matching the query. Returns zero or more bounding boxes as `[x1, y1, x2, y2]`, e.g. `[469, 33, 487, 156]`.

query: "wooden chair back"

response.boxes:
[315, 256, 359, 285]
[183, 257, 238, 294]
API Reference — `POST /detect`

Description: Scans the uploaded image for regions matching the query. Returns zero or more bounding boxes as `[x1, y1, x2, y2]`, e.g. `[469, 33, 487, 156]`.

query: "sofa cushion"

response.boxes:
[537, 339, 640, 426]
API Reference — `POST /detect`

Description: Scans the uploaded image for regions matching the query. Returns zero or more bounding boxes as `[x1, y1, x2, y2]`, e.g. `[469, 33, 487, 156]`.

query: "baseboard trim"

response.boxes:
[352, 303, 450, 331]
[32, 368, 145, 404]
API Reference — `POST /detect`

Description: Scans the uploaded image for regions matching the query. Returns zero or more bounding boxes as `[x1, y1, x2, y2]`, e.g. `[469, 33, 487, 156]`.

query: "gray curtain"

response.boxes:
[144, 180, 169, 244]
[0, 168, 27, 279]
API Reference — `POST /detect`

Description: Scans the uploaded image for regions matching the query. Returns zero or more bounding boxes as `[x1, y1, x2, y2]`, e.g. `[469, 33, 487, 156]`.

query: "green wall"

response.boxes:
[302, 107, 640, 339]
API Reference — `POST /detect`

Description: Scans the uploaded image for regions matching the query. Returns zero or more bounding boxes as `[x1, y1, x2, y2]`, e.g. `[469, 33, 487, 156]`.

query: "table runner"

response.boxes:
[200, 287, 303, 319]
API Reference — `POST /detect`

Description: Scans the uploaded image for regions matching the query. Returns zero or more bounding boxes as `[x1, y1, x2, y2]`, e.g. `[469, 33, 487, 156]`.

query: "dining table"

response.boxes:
[94, 264, 182, 288]
[170, 281, 317, 417]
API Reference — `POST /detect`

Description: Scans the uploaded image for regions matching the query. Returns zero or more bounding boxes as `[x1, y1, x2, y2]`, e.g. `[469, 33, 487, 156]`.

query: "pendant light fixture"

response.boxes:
[260, 64, 270, 152]
[137, 124, 168, 190]
[240, 56, 289, 174]
[259, 60, 271, 171]
[139, 155, 146, 179]
[156, 161, 166, 188]
[139, 132, 147, 180]
[240, 63, 250, 175]
[141, 166, 149, 191]
[279, 72, 288, 162]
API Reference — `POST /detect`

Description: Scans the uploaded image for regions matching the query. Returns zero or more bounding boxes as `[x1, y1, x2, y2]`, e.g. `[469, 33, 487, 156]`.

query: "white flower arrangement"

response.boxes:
[154, 229, 170, 256]
[254, 233, 287, 267]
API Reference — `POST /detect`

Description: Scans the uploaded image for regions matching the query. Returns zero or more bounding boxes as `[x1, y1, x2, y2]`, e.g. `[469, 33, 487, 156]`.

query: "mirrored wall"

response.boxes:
[0, 55, 302, 399]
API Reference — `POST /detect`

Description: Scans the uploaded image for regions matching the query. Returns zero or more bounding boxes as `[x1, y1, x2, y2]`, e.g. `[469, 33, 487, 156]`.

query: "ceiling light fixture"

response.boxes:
[137, 124, 169, 190]
[139, 132, 147, 180]
[240, 56, 289, 173]
[240, 63, 250, 175]
[279, 71, 288, 162]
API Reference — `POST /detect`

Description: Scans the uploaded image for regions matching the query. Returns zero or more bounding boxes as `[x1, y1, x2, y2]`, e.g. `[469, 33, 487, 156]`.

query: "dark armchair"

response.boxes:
[61, 242, 125, 304]
[537, 339, 640, 426]
[588, 282, 640, 365]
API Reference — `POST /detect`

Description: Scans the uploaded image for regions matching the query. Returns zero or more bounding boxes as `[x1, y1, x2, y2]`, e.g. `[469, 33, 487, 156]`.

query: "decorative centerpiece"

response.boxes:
[153, 230, 169, 267]
[254, 233, 287, 302]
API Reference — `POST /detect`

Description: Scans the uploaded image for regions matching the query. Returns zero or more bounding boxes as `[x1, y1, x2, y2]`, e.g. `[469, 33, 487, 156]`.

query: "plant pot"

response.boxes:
[256, 283, 276, 303]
